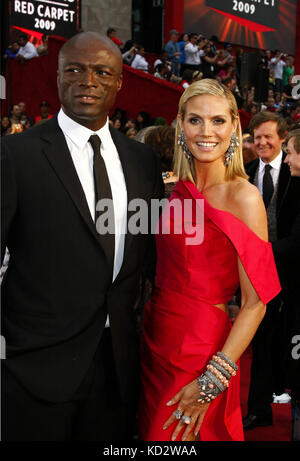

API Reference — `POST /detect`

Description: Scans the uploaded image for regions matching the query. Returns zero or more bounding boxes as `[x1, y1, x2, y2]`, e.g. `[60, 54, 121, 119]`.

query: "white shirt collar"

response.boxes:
[259, 150, 283, 172]
[57, 108, 111, 150]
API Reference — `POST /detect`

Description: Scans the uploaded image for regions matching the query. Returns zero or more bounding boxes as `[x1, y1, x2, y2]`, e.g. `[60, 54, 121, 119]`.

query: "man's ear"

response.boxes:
[56, 69, 60, 89]
[117, 74, 123, 92]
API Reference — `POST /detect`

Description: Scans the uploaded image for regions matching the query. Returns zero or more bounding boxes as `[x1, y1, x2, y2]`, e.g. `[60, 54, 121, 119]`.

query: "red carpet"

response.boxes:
[240, 347, 291, 441]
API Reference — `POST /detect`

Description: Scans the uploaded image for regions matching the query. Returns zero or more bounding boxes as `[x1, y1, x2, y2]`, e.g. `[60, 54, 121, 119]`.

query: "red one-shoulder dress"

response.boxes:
[139, 180, 281, 441]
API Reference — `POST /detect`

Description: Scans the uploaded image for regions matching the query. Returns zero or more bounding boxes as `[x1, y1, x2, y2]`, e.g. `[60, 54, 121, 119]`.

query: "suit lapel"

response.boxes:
[246, 159, 259, 184]
[40, 116, 99, 243]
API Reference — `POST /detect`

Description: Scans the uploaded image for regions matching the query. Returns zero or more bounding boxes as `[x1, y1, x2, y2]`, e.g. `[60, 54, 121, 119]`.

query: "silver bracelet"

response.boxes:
[216, 352, 238, 371]
[197, 373, 221, 403]
[205, 370, 226, 392]
[209, 360, 232, 380]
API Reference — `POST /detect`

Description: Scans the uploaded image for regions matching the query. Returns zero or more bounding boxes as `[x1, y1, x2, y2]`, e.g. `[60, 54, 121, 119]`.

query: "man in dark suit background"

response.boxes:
[243, 112, 300, 430]
[1, 32, 164, 441]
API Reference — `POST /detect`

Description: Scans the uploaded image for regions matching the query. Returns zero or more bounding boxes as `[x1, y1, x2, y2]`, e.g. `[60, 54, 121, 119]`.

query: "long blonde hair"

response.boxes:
[174, 79, 247, 183]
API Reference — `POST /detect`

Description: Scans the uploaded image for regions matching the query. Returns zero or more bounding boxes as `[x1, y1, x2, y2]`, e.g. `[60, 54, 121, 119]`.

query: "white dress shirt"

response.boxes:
[131, 54, 149, 72]
[184, 43, 204, 66]
[257, 150, 283, 196]
[17, 41, 38, 59]
[270, 58, 285, 79]
[58, 109, 128, 326]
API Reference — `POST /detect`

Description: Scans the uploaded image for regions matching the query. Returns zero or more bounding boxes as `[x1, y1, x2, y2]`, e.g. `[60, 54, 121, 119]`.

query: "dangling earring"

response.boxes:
[178, 130, 193, 161]
[225, 133, 239, 166]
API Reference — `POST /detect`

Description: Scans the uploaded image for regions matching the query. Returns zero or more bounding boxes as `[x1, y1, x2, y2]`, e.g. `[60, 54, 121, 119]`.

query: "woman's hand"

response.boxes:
[163, 379, 211, 441]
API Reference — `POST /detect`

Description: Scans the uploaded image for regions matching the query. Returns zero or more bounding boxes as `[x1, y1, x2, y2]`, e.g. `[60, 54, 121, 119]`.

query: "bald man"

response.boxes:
[1, 32, 164, 441]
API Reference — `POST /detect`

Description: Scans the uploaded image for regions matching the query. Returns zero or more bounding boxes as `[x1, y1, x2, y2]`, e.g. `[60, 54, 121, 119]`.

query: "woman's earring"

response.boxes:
[225, 133, 239, 166]
[178, 130, 193, 161]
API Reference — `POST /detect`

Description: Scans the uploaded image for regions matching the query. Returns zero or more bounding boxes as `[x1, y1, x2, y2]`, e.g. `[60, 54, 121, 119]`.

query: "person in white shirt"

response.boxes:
[184, 34, 205, 71]
[131, 45, 149, 72]
[121, 40, 136, 65]
[16, 34, 38, 61]
[270, 50, 286, 96]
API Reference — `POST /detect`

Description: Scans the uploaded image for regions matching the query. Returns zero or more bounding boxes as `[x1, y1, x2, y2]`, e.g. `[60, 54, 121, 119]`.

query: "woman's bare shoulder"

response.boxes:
[229, 179, 262, 204]
[226, 179, 268, 241]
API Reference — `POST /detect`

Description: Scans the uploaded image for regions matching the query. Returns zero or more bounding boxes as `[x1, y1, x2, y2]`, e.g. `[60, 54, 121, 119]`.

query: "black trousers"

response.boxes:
[247, 296, 287, 416]
[1, 329, 137, 441]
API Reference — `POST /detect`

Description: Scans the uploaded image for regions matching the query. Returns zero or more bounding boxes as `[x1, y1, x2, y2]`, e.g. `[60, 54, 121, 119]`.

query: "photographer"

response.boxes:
[184, 33, 207, 72]
[131, 45, 149, 72]
[122, 40, 137, 65]
[270, 50, 286, 96]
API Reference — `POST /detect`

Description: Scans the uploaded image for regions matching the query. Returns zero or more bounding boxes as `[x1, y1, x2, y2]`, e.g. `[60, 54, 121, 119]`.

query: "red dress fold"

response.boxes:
[139, 180, 281, 441]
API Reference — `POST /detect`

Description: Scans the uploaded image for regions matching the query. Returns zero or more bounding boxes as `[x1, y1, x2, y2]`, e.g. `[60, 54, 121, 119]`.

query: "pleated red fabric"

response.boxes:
[139, 180, 281, 441]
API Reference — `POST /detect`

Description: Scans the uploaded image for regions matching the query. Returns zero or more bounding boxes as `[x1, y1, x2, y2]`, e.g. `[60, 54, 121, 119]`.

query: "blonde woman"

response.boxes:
[139, 79, 281, 441]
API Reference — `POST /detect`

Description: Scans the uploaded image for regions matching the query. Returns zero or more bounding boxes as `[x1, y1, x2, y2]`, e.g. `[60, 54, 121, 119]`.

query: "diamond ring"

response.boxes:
[181, 415, 192, 425]
[173, 409, 183, 420]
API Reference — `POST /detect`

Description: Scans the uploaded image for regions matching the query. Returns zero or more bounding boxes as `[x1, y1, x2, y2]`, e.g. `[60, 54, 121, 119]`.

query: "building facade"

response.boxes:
[81, 0, 132, 44]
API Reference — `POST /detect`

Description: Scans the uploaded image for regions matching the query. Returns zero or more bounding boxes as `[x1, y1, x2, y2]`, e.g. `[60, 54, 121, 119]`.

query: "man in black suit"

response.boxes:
[283, 129, 300, 440]
[243, 112, 300, 430]
[1, 32, 164, 441]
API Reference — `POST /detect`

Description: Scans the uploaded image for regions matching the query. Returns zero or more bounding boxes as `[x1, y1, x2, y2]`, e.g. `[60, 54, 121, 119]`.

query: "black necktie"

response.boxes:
[88, 134, 115, 269]
[263, 164, 274, 209]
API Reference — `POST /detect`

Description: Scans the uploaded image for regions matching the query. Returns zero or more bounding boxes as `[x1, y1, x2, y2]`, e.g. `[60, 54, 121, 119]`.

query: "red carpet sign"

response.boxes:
[206, 0, 278, 32]
[184, 0, 297, 54]
[11, 0, 81, 38]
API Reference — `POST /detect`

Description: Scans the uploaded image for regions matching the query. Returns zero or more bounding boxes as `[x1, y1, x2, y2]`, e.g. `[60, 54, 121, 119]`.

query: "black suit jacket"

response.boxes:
[1, 116, 164, 403]
[246, 155, 300, 320]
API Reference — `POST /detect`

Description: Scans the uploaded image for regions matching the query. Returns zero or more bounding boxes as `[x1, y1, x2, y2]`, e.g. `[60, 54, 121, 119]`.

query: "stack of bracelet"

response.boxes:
[197, 352, 238, 404]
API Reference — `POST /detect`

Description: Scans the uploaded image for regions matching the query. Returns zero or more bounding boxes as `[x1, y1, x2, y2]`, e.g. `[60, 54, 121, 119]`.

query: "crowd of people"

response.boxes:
[3, 28, 300, 143]
[4, 33, 49, 63]
[1, 100, 53, 136]
[118, 29, 300, 132]
[104, 28, 300, 149]
[1, 27, 300, 443]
